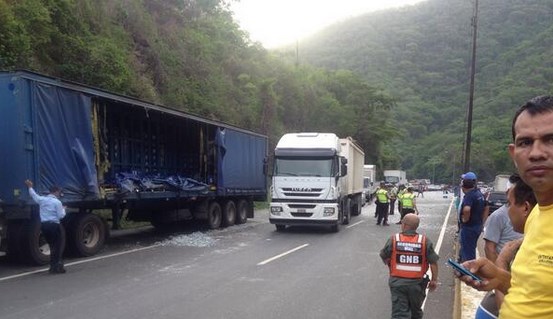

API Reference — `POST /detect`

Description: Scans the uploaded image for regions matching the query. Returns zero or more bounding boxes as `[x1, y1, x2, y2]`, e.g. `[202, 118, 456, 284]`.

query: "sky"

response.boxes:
[230, 0, 426, 48]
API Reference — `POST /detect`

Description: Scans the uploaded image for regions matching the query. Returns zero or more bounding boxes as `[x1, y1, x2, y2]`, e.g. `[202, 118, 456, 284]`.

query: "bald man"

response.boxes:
[380, 214, 439, 319]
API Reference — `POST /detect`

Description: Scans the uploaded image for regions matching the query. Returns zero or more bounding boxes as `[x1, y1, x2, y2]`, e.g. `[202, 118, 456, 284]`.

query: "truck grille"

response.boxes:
[281, 188, 323, 197]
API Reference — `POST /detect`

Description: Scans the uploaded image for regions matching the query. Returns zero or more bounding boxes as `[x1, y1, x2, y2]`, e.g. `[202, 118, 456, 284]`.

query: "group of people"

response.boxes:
[455, 95, 553, 319]
[374, 182, 419, 226]
[379, 95, 553, 319]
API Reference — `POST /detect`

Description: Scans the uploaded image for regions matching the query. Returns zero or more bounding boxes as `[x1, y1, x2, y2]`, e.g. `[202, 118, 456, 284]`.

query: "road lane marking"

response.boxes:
[422, 197, 455, 310]
[346, 220, 365, 228]
[257, 244, 309, 266]
[0, 244, 162, 282]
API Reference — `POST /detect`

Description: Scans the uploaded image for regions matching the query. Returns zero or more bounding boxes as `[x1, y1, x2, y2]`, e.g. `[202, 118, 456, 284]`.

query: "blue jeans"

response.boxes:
[459, 224, 481, 262]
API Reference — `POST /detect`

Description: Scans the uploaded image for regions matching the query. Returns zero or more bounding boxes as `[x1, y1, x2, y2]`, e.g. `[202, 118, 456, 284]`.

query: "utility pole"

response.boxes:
[463, 0, 478, 172]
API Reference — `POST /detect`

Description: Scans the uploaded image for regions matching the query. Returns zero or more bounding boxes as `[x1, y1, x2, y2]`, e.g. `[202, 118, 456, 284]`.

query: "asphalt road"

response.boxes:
[0, 191, 459, 319]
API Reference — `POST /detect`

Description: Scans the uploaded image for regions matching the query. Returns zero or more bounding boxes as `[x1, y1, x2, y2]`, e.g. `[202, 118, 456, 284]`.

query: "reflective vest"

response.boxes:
[376, 189, 388, 203]
[400, 193, 415, 208]
[390, 233, 428, 278]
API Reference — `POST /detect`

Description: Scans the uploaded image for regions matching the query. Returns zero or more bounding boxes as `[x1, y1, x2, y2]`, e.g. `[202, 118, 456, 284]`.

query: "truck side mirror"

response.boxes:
[340, 157, 347, 177]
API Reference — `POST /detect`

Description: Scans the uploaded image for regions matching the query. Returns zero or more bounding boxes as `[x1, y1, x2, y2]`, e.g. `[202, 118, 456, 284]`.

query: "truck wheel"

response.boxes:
[66, 213, 106, 257]
[207, 202, 222, 229]
[20, 219, 66, 265]
[343, 198, 351, 225]
[236, 199, 249, 224]
[352, 196, 361, 216]
[275, 224, 286, 232]
[222, 200, 236, 227]
[6, 221, 23, 261]
[330, 223, 340, 233]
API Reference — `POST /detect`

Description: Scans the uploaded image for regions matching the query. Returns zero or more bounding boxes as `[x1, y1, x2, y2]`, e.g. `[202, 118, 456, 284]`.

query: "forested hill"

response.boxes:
[0, 0, 396, 167]
[286, 0, 553, 182]
[2, 0, 552, 183]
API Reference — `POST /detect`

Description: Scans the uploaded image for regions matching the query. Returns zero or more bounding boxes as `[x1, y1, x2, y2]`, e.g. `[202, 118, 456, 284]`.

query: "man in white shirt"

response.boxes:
[25, 179, 66, 274]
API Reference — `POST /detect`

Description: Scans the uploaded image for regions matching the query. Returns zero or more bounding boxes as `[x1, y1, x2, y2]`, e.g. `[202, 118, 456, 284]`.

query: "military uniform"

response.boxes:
[380, 229, 439, 318]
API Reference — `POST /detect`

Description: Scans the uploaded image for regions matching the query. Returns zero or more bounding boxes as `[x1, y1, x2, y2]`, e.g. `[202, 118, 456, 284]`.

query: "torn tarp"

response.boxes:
[113, 172, 209, 194]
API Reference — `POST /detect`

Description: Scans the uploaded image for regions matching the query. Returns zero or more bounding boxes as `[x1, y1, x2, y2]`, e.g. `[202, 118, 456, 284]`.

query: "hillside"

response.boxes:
[287, 0, 553, 182]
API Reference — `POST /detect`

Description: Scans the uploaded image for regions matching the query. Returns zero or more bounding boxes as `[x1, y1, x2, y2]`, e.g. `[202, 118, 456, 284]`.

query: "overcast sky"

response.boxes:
[230, 0, 426, 48]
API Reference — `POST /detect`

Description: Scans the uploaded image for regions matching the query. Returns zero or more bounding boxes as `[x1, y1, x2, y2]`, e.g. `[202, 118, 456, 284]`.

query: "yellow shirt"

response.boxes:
[500, 204, 553, 318]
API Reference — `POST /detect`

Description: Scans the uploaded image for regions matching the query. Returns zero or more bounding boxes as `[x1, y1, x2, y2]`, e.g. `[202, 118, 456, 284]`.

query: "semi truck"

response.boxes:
[0, 70, 268, 265]
[383, 170, 407, 185]
[269, 133, 364, 232]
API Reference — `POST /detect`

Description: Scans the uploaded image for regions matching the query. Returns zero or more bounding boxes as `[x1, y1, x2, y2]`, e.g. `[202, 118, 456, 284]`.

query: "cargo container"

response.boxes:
[0, 70, 267, 264]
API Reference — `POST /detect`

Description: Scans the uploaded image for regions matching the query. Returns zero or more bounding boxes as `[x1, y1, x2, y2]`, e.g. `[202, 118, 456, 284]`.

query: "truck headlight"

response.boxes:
[270, 206, 283, 216]
[323, 207, 335, 216]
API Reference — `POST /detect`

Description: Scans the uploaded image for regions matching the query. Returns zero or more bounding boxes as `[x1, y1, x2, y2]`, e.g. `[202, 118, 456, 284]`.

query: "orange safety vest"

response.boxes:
[390, 233, 428, 278]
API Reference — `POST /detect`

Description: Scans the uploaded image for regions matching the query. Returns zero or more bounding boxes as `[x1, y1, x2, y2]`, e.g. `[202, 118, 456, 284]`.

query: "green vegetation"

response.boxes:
[2, 0, 550, 184]
[286, 0, 553, 183]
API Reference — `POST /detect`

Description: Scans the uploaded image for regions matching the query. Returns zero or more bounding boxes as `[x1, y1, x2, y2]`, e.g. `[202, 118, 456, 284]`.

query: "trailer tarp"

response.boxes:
[34, 83, 100, 200]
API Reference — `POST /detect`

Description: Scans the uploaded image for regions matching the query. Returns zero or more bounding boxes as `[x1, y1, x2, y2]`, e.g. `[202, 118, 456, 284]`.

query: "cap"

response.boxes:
[461, 172, 477, 180]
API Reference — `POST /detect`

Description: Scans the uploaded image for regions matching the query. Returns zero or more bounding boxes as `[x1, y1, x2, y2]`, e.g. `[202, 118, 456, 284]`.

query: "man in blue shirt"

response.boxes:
[25, 179, 66, 273]
[459, 172, 487, 262]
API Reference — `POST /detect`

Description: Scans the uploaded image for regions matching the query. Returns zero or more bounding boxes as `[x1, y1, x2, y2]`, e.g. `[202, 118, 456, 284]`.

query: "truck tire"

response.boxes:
[66, 213, 106, 257]
[352, 196, 362, 216]
[207, 202, 222, 229]
[275, 224, 286, 232]
[222, 200, 236, 227]
[19, 219, 66, 265]
[236, 199, 249, 224]
[330, 223, 340, 233]
[6, 221, 23, 261]
[342, 198, 351, 225]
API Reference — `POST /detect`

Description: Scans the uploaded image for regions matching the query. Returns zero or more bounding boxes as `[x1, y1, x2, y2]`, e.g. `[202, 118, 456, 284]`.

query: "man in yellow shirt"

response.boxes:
[458, 96, 553, 318]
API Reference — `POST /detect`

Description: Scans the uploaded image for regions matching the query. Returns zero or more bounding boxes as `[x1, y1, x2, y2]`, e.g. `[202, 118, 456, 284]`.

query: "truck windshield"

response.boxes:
[274, 157, 334, 177]
[385, 176, 399, 184]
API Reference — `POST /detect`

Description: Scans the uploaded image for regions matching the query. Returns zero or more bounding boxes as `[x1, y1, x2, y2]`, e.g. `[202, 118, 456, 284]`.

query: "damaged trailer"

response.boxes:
[0, 70, 268, 265]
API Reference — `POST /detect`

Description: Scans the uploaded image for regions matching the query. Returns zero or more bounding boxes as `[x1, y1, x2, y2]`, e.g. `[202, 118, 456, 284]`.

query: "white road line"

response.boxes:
[422, 197, 455, 310]
[257, 244, 309, 266]
[346, 220, 365, 228]
[0, 244, 162, 282]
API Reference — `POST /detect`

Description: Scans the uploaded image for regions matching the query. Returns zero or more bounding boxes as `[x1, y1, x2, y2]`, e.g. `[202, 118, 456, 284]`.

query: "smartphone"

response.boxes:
[447, 258, 482, 282]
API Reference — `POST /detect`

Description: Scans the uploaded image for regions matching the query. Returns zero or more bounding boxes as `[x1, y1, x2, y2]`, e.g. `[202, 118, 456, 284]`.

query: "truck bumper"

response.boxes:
[268, 202, 340, 226]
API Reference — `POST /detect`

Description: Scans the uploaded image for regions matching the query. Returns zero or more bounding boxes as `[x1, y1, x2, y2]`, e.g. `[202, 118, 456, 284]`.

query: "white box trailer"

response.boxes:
[340, 137, 364, 197]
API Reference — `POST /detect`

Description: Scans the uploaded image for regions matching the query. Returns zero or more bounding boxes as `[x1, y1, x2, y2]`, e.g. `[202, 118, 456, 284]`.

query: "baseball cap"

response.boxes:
[461, 172, 477, 180]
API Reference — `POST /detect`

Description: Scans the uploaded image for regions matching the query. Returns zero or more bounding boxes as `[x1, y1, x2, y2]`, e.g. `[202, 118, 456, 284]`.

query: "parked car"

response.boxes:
[487, 191, 508, 214]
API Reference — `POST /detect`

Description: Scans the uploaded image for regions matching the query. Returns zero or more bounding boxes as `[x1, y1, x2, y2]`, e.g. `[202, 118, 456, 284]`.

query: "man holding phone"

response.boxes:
[459, 96, 553, 318]
[380, 213, 439, 319]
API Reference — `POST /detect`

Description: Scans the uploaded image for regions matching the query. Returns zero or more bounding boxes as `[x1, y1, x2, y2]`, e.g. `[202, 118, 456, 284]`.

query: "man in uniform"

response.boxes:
[396, 187, 418, 224]
[375, 182, 390, 226]
[389, 184, 399, 216]
[380, 213, 439, 318]
[459, 171, 487, 262]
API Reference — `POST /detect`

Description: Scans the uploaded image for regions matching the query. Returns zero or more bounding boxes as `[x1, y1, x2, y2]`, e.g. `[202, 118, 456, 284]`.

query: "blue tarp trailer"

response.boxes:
[0, 70, 268, 264]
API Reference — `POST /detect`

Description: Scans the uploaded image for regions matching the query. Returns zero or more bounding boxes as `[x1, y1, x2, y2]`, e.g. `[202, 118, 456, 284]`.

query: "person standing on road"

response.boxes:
[380, 213, 439, 319]
[389, 184, 398, 216]
[375, 182, 390, 226]
[458, 96, 553, 319]
[397, 184, 406, 213]
[416, 183, 425, 198]
[396, 187, 418, 224]
[458, 171, 487, 262]
[25, 179, 66, 274]
[482, 177, 523, 263]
